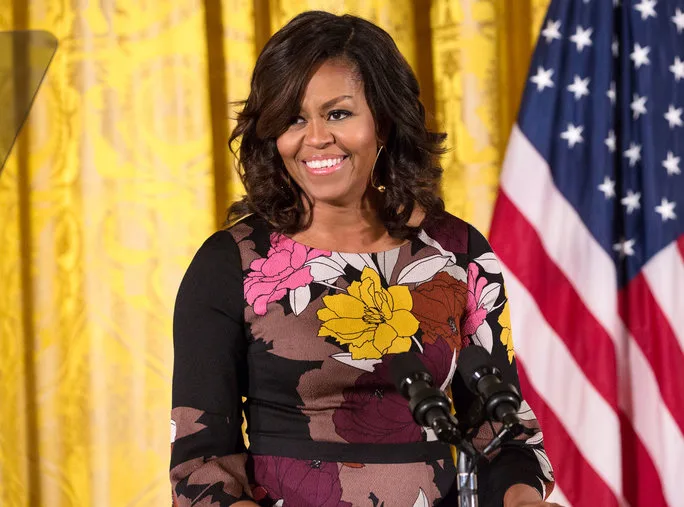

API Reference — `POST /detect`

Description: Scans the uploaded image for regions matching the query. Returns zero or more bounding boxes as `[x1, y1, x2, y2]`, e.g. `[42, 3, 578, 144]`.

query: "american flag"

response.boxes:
[489, 0, 684, 505]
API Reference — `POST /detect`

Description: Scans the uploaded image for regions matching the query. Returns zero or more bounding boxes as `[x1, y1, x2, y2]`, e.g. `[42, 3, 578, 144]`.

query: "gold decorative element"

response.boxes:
[370, 145, 386, 193]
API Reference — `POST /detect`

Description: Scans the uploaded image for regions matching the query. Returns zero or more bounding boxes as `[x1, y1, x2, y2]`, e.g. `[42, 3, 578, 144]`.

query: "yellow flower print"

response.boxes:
[317, 267, 420, 359]
[498, 301, 515, 363]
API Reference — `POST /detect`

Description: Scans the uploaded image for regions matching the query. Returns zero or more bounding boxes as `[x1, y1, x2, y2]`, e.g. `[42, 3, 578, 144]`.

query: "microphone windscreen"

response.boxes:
[389, 352, 429, 397]
[457, 345, 493, 387]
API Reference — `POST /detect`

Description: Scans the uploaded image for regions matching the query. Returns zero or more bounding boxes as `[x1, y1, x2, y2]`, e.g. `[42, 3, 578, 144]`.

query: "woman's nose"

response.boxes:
[304, 118, 334, 147]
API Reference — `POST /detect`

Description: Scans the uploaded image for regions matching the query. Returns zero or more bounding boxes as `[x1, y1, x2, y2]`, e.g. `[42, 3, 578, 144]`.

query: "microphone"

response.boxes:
[457, 345, 522, 429]
[389, 352, 453, 430]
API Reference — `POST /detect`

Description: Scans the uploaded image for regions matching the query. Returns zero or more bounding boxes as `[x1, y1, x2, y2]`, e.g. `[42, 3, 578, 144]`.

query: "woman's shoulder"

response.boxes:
[421, 209, 474, 255]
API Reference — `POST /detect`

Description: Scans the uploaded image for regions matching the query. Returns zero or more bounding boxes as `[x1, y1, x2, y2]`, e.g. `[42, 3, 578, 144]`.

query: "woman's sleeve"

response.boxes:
[451, 225, 555, 505]
[170, 230, 253, 506]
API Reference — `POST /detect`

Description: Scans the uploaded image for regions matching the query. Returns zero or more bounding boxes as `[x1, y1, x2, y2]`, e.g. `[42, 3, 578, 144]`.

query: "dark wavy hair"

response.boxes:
[228, 10, 446, 238]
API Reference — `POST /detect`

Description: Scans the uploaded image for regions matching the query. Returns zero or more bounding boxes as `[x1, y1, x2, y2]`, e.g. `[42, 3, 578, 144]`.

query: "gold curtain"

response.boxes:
[0, 1, 549, 505]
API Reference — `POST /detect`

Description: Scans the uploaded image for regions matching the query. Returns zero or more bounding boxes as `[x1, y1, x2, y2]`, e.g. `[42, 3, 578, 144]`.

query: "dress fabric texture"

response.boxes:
[170, 211, 555, 507]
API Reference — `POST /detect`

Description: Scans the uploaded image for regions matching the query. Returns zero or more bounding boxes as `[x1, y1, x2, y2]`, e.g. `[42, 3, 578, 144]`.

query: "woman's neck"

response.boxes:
[289, 201, 425, 253]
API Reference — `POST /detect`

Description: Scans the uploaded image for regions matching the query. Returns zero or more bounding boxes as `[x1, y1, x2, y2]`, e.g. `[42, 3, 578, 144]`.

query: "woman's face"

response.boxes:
[276, 59, 379, 208]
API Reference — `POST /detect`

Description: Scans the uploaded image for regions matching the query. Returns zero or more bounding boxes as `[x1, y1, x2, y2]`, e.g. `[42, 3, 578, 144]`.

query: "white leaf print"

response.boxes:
[424, 428, 438, 442]
[306, 257, 346, 281]
[526, 431, 544, 446]
[377, 248, 400, 282]
[289, 285, 311, 316]
[417, 230, 456, 263]
[412, 488, 430, 507]
[534, 448, 554, 481]
[443, 262, 467, 282]
[329, 252, 347, 270]
[440, 350, 458, 391]
[473, 321, 493, 353]
[339, 253, 374, 273]
[170, 420, 177, 443]
[274, 500, 284, 507]
[517, 400, 537, 421]
[479, 282, 501, 312]
[397, 255, 451, 285]
[331, 352, 381, 372]
[473, 252, 502, 274]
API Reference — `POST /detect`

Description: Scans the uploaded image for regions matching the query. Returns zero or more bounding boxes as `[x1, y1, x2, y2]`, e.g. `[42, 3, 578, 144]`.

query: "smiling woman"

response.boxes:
[170, 10, 558, 507]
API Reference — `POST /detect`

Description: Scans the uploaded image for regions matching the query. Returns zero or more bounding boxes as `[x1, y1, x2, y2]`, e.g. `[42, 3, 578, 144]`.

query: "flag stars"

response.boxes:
[570, 26, 593, 52]
[612, 36, 619, 57]
[663, 151, 681, 175]
[664, 105, 683, 128]
[613, 238, 636, 258]
[624, 142, 642, 166]
[530, 66, 554, 91]
[598, 176, 616, 199]
[560, 123, 584, 148]
[621, 190, 642, 214]
[630, 43, 651, 68]
[567, 75, 590, 100]
[541, 20, 562, 43]
[607, 81, 616, 104]
[672, 8, 684, 33]
[670, 57, 684, 81]
[605, 130, 616, 152]
[655, 198, 677, 221]
[634, 0, 657, 20]
[631, 94, 648, 119]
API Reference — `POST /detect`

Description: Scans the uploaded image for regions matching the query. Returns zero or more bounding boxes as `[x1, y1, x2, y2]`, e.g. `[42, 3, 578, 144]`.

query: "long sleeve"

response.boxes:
[170, 231, 253, 506]
[451, 225, 555, 506]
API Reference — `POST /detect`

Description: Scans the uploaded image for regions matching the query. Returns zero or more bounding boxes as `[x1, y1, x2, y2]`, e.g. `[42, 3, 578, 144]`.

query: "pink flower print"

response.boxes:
[463, 262, 489, 336]
[244, 233, 330, 315]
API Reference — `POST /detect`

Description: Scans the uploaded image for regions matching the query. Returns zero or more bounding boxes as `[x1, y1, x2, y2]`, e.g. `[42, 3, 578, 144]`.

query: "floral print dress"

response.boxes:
[170, 212, 554, 507]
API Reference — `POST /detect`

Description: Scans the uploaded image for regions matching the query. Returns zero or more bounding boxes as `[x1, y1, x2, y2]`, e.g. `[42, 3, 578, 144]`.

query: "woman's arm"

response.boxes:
[171, 231, 254, 506]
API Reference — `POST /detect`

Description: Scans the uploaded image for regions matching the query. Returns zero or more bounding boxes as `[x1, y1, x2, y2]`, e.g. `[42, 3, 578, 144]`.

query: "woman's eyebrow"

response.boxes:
[319, 95, 354, 110]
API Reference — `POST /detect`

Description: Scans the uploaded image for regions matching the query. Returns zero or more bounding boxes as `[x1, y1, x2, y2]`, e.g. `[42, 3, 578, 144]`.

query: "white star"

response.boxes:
[664, 105, 683, 128]
[607, 81, 616, 104]
[672, 8, 684, 33]
[560, 123, 584, 148]
[634, 0, 657, 20]
[655, 198, 677, 221]
[613, 0, 620, 6]
[598, 176, 616, 199]
[570, 26, 593, 52]
[541, 20, 562, 43]
[670, 57, 684, 81]
[612, 36, 619, 57]
[613, 238, 636, 258]
[530, 66, 554, 91]
[663, 151, 681, 175]
[621, 190, 642, 214]
[605, 130, 616, 152]
[567, 75, 590, 100]
[624, 142, 642, 167]
[630, 94, 648, 119]
[630, 43, 651, 68]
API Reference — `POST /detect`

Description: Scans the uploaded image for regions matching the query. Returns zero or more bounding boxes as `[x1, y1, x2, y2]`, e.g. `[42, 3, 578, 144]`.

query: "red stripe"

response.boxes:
[491, 191, 668, 506]
[516, 362, 619, 507]
[677, 234, 684, 260]
[619, 413, 668, 507]
[490, 192, 618, 407]
[618, 275, 684, 434]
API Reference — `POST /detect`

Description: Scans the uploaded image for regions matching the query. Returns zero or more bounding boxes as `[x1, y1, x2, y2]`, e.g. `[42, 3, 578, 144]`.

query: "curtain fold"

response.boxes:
[0, 1, 549, 505]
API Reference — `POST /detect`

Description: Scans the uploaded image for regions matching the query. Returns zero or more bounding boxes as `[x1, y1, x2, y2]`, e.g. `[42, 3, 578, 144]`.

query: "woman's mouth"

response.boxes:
[303, 156, 348, 175]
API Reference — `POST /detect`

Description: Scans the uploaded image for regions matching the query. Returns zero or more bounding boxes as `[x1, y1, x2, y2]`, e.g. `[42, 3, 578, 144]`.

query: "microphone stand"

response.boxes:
[456, 450, 478, 507]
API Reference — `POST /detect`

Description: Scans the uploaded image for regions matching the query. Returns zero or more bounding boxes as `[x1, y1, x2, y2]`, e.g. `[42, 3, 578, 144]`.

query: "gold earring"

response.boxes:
[370, 145, 386, 193]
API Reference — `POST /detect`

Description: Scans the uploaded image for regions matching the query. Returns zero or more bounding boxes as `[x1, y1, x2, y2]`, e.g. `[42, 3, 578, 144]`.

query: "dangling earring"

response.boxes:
[370, 145, 386, 193]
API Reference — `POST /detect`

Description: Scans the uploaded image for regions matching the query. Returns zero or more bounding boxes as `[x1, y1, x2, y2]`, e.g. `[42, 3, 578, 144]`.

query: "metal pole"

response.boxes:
[457, 450, 478, 507]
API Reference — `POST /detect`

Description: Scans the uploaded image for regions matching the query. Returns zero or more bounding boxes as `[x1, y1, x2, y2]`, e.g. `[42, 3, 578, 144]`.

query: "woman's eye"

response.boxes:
[289, 116, 305, 125]
[328, 110, 351, 121]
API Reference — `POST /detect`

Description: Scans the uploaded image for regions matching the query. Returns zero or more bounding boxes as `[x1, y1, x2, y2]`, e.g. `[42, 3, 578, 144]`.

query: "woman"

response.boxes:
[170, 11, 558, 507]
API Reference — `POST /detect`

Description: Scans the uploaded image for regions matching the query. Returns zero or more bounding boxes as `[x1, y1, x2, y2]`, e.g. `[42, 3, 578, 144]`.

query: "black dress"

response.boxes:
[170, 211, 554, 506]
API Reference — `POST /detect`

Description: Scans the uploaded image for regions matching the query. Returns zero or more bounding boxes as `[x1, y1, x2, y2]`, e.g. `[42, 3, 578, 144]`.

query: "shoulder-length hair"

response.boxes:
[228, 10, 446, 238]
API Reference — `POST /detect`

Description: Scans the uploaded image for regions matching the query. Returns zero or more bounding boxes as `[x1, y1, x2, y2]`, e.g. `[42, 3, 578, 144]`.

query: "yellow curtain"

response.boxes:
[0, 1, 549, 505]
